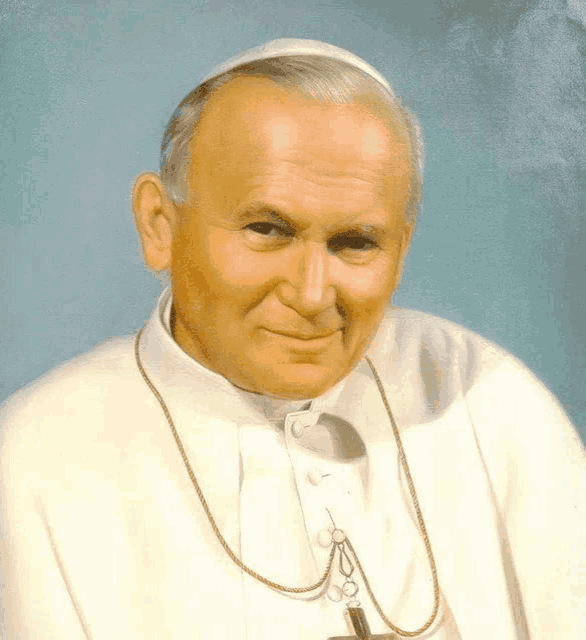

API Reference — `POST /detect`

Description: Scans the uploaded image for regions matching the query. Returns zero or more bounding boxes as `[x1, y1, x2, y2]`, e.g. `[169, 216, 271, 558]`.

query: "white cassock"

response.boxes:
[1, 288, 585, 639]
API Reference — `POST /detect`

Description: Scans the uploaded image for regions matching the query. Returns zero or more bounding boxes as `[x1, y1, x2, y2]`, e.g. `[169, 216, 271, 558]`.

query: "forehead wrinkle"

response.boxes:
[259, 160, 411, 210]
[248, 178, 391, 218]
[271, 161, 387, 192]
[280, 154, 386, 179]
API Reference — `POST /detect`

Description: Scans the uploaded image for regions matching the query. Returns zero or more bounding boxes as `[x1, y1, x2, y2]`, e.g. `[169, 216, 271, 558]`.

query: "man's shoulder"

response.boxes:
[2, 334, 136, 406]
[371, 309, 579, 446]
[0, 335, 142, 453]
[370, 307, 512, 389]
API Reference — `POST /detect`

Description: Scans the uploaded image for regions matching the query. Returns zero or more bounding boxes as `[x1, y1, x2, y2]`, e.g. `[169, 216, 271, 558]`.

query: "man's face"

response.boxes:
[170, 78, 413, 399]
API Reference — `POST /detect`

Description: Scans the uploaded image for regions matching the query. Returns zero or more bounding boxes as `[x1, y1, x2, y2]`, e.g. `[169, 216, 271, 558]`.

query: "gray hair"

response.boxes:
[160, 55, 424, 226]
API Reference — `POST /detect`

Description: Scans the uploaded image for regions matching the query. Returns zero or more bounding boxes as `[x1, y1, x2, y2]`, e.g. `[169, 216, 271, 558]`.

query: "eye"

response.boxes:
[243, 221, 295, 250]
[245, 222, 290, 238]
[328, 234, 379, 253]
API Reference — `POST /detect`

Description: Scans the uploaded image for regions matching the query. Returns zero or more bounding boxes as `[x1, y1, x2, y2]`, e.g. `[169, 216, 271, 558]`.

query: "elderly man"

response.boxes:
[1, 39, 585, 639]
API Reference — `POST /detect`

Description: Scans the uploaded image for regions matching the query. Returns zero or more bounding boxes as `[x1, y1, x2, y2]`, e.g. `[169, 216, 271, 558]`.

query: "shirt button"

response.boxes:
[291, 421, 304, 438]
[317, 529, 333, 547]
[307, 468, 323, 486]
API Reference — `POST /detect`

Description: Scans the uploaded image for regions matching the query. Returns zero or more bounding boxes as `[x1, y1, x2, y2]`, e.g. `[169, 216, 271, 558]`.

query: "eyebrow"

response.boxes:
[234, 205, 297, 229]
[233, 202, 393, 241]
[333, 224, 389, 242]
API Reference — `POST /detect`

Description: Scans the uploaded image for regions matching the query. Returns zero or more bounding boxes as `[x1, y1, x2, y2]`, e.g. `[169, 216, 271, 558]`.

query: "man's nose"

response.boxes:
[276, 242, 336, 316]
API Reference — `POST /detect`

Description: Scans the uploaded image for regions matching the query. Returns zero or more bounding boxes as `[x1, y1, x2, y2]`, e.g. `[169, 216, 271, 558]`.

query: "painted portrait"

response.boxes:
[1, 1, 585, 638]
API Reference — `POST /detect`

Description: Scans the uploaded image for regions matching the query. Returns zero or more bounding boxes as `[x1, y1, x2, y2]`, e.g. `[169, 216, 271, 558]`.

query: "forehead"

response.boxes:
[186, 77, 412, 215]
[196, 77, 408, 157]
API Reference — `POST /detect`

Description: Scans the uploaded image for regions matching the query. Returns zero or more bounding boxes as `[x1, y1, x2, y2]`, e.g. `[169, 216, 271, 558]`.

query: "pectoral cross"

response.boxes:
[329, 607, 398, 640]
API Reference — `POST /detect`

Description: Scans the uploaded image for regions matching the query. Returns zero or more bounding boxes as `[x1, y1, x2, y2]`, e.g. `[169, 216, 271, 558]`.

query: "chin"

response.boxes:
[251, 363, 343, 400]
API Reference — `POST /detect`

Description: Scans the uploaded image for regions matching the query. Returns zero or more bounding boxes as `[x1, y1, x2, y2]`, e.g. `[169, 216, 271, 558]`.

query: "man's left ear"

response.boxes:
[132, 172, 176, 272]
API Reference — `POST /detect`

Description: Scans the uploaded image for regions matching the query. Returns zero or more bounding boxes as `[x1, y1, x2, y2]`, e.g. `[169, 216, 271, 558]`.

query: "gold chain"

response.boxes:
[134, 329, 440, 636]
[351, 358, 440, 637]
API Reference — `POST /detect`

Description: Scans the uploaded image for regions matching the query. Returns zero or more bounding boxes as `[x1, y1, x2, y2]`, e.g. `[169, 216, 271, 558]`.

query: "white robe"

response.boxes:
[1, 290, 585, 639]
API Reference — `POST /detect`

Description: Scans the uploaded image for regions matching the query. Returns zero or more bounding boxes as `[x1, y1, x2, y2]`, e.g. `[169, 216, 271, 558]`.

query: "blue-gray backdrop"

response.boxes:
[1, 0, 585, 439]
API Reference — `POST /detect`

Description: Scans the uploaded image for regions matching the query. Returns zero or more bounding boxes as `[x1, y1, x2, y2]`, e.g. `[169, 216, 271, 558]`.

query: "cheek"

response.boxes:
[211, 249, 271, 287]
[200, 235, 285, 313]
[333, 261, 397, 315]
[174, 227, 252, 291]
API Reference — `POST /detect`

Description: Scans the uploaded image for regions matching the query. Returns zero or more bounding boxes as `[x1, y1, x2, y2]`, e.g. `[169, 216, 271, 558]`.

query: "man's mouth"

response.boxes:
[265, 328, 341, 341]
[261, 328, 343, 352]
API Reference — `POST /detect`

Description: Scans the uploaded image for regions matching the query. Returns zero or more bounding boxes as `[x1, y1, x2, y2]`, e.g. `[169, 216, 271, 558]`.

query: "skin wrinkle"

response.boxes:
[258, 161, 387, 185]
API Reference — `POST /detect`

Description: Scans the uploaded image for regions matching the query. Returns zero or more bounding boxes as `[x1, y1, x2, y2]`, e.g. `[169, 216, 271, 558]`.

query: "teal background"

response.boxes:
[1, 0, 585, 438]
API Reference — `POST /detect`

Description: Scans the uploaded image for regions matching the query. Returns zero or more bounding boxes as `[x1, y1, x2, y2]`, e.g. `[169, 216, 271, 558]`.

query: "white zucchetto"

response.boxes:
[200, 37, 397, 98]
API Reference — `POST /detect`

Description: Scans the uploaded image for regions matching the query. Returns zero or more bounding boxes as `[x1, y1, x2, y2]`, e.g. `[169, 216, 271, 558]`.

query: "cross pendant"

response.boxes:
[328, 607, 398, 640]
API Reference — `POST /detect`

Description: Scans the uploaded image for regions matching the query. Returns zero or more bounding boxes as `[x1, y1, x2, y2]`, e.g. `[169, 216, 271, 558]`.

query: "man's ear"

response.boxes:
[132, 172, 176, 271]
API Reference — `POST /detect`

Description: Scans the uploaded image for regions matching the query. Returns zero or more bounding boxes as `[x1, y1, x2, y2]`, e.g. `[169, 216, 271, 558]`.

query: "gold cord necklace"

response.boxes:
[134, 329, 440, 638]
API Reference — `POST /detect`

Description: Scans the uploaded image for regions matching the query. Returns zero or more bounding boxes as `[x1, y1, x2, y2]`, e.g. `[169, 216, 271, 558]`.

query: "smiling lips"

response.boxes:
[263, 328, 342, 348]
